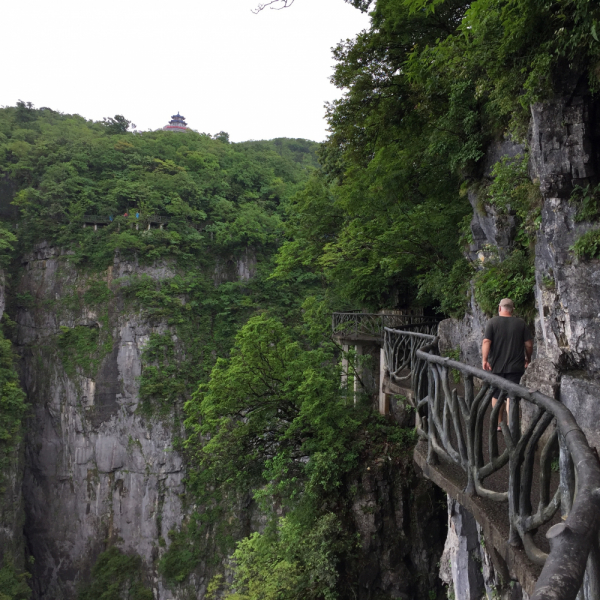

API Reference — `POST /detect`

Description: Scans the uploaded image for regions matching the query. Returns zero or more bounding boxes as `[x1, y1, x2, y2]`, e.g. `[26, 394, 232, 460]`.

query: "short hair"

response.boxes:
[499, 298, 514, 312]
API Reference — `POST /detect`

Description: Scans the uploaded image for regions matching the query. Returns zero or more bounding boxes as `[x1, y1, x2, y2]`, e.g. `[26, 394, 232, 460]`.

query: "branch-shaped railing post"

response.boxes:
[381, 328, 600, 600]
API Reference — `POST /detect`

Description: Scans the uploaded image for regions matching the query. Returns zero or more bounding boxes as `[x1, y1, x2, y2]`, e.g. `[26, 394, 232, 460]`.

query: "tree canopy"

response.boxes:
[272, 0, 599, 315]
[0, 103, 319, 269]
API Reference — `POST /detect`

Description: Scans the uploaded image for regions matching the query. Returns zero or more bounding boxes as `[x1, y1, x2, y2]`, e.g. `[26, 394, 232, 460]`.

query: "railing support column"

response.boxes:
[341, 344, 349, 394]
[354, 343, 364, 404]
[379, 349, 388, 415]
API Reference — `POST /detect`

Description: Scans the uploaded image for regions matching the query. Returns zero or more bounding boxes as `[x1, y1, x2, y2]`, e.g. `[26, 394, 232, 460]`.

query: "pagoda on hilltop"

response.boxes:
[163, 112, 189, 132]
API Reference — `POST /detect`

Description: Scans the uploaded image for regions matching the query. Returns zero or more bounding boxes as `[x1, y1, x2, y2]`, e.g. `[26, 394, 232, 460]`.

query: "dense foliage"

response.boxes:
[0, 329, 27, 491]
[170, 308, 416, 598]
[0, 102, 322, 406]
[0, 104, 323, 597]
[0, 103, 317, 268]
[77, 547, 153, 600]
[469, 155, 539, 318]
[0, 559, 31, 600]
[195, 0, 600, 592]
[273, 0, 599, 315]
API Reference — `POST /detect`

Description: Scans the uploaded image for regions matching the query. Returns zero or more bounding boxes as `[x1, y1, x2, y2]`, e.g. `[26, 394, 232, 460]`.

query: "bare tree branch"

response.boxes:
[252, 0, 372, 14]
[252, 0, 295, 13]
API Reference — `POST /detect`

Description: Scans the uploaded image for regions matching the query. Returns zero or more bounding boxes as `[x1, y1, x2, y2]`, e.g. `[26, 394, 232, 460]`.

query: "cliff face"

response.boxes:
[437, 82, 600, 599]
[14, 244, 447, 600]
[0, 266, 28, 583]
[527, 92, 600, 456]
[440, 88, 600, 389]
[17, 244, 186, 599]
[348, 458, 446, 600]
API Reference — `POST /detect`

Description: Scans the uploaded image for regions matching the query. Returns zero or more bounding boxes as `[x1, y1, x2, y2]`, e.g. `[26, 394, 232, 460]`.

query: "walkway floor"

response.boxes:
[413, 401, 562, 595]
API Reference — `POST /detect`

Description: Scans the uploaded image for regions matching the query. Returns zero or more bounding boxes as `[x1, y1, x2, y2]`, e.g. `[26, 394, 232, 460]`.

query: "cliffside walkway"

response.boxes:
[382, 327, 600, 600]
[332, 311, 439, 413]
[79, 214, 211, 231]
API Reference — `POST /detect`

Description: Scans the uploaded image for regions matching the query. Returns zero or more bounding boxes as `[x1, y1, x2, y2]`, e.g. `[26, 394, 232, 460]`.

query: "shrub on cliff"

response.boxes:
[161, 303, 416, 596]
[78, 547, 152, 600]
[0, 331, 27, 494]
[0, 559, 31, 600]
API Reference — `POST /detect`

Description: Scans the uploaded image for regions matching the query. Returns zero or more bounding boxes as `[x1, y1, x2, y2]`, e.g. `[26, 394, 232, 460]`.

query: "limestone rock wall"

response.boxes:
[0, 446, 26, 570]
[438, 290, 489, 369]
[438, 138, 526, 368]
[0, 266, 27, 577]
[17, 244, 187, 600]
[13, 242, 450, 600]
[437, 82, 600, 599]
[525, 92, 600, 458]
[440, 86, 600, 444]
[439, 497, 530, 600]
[348, 459, 447, 600]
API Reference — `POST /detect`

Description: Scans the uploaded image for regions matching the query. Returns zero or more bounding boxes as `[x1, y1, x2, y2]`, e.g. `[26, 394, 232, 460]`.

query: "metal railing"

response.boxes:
[78, 215, 213, 230]
[332, 312, 438, 339]
[82, 215, 111, 223]
[81, 214, 170, 223]
[383, 328, 600, 600]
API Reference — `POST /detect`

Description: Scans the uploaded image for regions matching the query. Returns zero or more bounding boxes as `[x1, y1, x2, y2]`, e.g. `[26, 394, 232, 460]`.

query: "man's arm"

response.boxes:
[524, 340, 533, 368]
[482, 339, 492, 371]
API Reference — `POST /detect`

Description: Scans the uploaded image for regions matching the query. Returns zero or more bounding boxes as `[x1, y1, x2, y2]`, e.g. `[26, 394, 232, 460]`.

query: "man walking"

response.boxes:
[481, 298, 533, 429]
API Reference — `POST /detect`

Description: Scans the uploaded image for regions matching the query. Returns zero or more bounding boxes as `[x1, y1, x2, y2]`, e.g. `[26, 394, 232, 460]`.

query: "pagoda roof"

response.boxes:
[162, 111, 189, 131]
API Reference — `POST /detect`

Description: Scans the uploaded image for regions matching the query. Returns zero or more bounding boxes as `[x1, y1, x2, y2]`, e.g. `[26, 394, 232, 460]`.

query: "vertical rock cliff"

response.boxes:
[436, 79, 600, 600]
[18, 245, 186, 599]
[348, 458, 446, 599]
[14, 243, 448, 600]
[0, 265, 28, 592]
[526, 90, 600, 452]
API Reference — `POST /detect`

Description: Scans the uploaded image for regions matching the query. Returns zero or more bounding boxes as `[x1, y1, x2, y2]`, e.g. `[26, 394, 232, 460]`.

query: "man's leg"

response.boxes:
[491, 394, 507, 429]
[493, 373, 523, 430]
[504, 373, 524, 429]
[492, 373, 511, 431]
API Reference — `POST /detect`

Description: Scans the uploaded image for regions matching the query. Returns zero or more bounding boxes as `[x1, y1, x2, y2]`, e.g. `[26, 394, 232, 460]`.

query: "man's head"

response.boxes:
[498, 298, 514, 316]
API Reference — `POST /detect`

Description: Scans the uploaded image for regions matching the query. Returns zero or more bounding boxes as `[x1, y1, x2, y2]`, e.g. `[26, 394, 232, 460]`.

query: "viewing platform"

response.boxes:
[332, 309, 438, 343]
[332, 311, 440, 416]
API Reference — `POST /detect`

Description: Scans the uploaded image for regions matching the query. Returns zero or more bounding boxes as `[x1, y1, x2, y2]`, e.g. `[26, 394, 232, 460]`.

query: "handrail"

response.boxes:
[78, 215, 212, 229]
[82, 215, 111, 223]
[332, 312, 439, 339]
[383, 328, 600, 600]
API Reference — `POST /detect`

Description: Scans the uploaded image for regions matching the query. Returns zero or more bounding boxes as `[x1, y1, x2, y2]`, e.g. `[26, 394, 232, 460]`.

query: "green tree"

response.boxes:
[165, 306, 416, 591]
[101, 115, 135, 134]
[274, 0, 600, 317]
[78, 548, 152, 600]
[0, 556, 31, 600]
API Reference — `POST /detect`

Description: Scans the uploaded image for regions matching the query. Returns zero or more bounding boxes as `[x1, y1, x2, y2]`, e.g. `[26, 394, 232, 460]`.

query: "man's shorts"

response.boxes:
[492, 372, 523, 398]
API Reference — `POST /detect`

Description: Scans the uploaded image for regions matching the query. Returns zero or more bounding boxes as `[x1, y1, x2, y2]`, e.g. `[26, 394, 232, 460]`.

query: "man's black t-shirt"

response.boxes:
[483, 316, 533, 374]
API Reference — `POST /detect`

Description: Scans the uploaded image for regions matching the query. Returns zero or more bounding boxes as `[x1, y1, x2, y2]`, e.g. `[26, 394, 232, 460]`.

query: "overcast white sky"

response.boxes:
[1, 0, 370, 142]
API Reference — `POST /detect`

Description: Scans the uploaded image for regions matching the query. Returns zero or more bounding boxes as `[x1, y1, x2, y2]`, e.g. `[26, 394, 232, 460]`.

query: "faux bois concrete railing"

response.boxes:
[332, 311, 438, 340]
[383, 327, 600, 600]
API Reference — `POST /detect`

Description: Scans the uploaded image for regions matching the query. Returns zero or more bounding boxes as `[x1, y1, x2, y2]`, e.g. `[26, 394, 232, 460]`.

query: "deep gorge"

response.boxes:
[2, 0, 600, 598]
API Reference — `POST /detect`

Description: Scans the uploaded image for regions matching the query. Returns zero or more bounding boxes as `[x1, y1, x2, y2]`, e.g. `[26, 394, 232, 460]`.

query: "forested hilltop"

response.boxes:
[0, 105, 336, 599]
[0, 103, 437, 600]
[1, 0, 600, 598]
